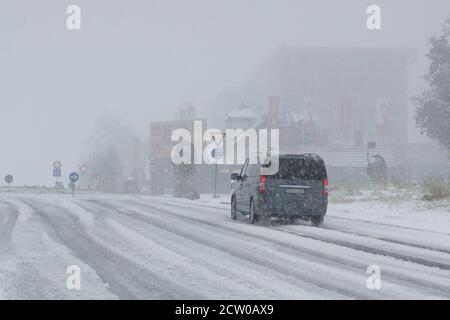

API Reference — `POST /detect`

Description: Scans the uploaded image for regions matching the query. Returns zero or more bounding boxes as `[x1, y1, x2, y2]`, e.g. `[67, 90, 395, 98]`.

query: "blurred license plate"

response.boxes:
[285, 188, 305, 194]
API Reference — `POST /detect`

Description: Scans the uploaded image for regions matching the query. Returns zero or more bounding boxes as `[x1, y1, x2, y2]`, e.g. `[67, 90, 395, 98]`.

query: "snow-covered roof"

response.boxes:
[226, 103, 256, 119]
[280, 146, 402, 168]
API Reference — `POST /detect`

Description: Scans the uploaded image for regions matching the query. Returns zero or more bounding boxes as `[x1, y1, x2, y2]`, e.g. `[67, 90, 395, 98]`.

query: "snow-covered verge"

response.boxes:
[329, 182, 449, 203]
[326, 184, 450, 234]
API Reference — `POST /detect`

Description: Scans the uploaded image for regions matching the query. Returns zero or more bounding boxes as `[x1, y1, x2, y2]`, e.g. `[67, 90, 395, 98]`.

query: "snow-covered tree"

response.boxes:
[81, 111, 141, 192]
[414, 19, 450, 148]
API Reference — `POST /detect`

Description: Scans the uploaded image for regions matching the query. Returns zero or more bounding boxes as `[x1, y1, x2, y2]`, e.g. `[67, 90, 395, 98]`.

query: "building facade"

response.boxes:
[209, 46, 415, 149]
[277, 47, 414, 148]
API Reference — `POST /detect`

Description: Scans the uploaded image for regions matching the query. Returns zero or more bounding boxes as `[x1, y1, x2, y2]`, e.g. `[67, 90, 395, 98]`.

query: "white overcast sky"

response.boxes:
[1, 0, 449, 185]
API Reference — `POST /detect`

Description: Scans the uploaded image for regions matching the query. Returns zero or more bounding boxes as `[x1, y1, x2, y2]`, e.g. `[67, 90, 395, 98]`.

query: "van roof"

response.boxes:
[246, 153, 325, 163]
[279, 153, 324, 160]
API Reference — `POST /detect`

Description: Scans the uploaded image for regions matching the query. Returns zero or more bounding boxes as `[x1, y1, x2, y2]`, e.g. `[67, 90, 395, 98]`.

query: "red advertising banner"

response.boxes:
[376, 98, 390, 136]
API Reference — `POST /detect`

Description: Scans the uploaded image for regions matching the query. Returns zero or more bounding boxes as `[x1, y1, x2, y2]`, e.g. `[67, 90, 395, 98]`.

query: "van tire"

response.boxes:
[311, 215, 324, 227]
[231, 196, 237, 220]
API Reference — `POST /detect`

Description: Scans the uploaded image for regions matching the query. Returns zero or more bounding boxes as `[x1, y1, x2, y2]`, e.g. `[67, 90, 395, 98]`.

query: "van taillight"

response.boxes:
[323, 178, 329, 195]
[259, 175, 267, 193]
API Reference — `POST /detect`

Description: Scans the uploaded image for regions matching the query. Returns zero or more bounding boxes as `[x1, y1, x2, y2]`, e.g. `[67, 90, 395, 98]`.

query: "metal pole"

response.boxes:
[213, 163, 218, 198]
[367, 146, 369, 164]
[212, 132, 226, 199]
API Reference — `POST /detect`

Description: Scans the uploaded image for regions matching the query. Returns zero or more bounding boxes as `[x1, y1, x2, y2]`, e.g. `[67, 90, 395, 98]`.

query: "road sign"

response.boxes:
[53, 168, 61, 177]
[69, 172, 79, 183]
[69, 172, 79, 197]
[211, 147, 223, 160]
[4, 175, 13, 184]
[79, 164, 88, 174]
[53, 161, 62, 169]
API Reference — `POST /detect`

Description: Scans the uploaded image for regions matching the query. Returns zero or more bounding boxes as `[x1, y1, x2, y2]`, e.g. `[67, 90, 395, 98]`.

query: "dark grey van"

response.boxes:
[231, 154, 328, 226]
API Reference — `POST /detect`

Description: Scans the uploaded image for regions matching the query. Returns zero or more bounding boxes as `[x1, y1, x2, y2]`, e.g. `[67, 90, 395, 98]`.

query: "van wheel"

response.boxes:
[311, 216, 324, 227]
[249, 200, 257, 224]
[231, 196, 237, 220]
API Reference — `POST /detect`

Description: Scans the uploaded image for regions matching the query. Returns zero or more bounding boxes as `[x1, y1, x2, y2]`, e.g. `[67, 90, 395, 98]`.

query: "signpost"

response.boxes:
[53, 168, 61, 177]
[4, 175, 13, 191]
[211, 133, 225, 198]
[69, 172, 80, 196]
[53, 161, 62, 169]
[53, 161, 62, 189]
[211, 147, 223, 161]
[79, 164, 88, 175]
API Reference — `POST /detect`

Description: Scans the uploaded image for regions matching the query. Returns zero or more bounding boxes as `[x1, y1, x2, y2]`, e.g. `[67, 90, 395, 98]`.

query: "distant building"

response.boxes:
[202, 46, 419, 181]
[208, 46, 415, 148]
[149, 118, 208, 194]
[225, 103, 257, 130]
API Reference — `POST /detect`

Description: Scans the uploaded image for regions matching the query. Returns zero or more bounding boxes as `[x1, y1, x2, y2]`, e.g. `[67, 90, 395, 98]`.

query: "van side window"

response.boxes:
[247, 164, 260, 177]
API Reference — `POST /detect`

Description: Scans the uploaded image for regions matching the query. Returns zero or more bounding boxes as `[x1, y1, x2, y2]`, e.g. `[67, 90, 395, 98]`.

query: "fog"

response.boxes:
[0, 0, 449, 185]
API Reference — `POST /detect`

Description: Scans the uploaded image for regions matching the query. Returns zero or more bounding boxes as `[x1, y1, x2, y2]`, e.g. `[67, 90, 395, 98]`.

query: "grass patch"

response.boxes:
[422, 178, 450, 201]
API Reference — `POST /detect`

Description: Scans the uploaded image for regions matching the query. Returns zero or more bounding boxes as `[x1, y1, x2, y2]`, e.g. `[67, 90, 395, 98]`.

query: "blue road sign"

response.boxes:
[69, 172, 80, 183]
[53, 168, 61, 177]
[211, 147, 223, 160]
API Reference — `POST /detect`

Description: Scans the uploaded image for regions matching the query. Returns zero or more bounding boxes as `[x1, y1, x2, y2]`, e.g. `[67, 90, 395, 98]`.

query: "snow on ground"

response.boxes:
[0, 195, 117, 299]
[327, 184, 450, 234]
[177, 185, 450, 234]
[0, 188, 449, 299]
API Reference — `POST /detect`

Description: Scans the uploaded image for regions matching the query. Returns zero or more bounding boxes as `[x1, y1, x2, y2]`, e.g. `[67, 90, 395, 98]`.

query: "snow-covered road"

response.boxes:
[0, 192, 449, 299]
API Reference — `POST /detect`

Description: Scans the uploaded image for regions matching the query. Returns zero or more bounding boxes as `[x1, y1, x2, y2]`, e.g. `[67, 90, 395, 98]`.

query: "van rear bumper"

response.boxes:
[266, 210, 326, 218]
[256, 196, 327, 217]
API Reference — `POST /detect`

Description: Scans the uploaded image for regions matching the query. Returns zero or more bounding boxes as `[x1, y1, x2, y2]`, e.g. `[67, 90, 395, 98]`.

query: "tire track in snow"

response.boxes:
[291, 224, 450, 255]
[22, 199, 201, 300]
[94, 199, 450, 299]
[271, 227, 450, 270]
[0, 201, 20, 241]
[158, 199, 450, 260]
[0, 199, 69, 299]
[75, 200, 340, 299]
[89, 200, 367, 299]
[72, 200, 313, 299]
[326, 216, 450, 236]
[154, 197, 450, 236]
[121, 199, 450, 298]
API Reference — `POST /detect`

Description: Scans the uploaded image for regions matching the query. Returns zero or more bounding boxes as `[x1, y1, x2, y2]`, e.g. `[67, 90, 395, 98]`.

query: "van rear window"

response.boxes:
[272, 157, 326, 180]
